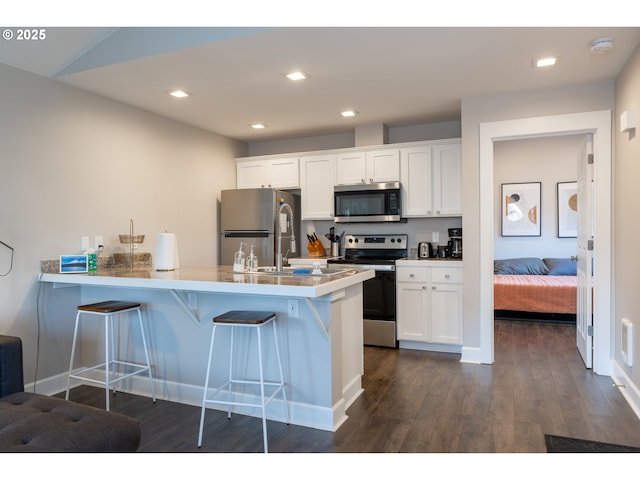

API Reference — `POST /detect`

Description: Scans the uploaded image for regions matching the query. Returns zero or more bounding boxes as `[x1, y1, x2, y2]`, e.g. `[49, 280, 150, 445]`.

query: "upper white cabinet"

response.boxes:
[300, 154, 335, 220]
[400, 146, 433, 217]
[236, 157, 299, 189]
[432, 143, 462, 216]
[400, 140, 461, 217]
[335, 149, 400, 185]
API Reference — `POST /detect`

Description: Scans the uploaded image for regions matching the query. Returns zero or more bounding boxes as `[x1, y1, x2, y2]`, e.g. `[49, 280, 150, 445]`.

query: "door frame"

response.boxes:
[478, 110, 612, 375]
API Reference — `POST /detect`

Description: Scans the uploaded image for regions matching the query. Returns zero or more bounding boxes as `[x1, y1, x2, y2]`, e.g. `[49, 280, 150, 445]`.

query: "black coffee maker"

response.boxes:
[448, 228, 462, 259]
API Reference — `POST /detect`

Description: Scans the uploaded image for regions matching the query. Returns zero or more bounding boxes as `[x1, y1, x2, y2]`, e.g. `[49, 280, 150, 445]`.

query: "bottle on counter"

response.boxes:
[247, 244, 258, 272]
[233, 242, 246, 272]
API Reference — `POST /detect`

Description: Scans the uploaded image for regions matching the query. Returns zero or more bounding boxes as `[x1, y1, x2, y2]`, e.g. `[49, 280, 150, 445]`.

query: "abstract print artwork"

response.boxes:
[557, 181, 578, 238]
[501, 182, 541, 237]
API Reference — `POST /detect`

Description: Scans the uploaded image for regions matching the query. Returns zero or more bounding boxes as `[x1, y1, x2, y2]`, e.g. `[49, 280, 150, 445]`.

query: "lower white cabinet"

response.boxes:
[396, 261, 463, 351]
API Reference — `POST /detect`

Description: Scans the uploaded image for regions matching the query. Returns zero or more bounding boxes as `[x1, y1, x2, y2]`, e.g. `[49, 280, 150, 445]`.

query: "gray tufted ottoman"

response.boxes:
[0, 335, 141, 452]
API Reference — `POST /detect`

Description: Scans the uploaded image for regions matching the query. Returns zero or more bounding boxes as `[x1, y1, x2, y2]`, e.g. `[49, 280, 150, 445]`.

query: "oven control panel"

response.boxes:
[344, 234, 408, 250]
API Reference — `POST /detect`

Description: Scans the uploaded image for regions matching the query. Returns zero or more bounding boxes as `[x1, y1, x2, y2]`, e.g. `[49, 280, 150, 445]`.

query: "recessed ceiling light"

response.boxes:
[535, 57, 558, 68]
[251, 123, 266, 129]
[286, 71, 308, 81]
[341, 110, 358, 117]
[169, 90, 190, 98]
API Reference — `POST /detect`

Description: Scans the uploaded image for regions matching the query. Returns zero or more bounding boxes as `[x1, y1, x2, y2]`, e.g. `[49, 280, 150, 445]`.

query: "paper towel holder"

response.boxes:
[155, 231, 178, 271]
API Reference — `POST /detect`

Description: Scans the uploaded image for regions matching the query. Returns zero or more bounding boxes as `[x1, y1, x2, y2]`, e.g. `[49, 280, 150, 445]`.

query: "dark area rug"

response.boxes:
[545, 434, 640, 453]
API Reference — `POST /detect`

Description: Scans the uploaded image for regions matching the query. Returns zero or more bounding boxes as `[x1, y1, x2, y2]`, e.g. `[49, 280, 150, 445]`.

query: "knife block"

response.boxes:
[307, 240, 326, 257]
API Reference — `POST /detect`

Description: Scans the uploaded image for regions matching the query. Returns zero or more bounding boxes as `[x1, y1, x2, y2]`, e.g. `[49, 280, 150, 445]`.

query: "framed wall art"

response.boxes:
[501, 182, 541, 237]
[557, 181, 578, 238]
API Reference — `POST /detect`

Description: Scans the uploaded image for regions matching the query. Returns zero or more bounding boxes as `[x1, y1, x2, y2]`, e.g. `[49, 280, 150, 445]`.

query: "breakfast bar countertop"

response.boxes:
[39, 265, 374, 298]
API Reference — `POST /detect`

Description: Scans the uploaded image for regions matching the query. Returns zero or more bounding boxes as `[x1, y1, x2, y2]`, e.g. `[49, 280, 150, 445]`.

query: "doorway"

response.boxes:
[477, 110, 612, 375]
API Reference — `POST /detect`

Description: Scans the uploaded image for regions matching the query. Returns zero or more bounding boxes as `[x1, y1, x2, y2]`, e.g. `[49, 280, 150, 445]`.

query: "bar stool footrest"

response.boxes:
[69, 360, 151, 387]
[203, 380, 285, 410]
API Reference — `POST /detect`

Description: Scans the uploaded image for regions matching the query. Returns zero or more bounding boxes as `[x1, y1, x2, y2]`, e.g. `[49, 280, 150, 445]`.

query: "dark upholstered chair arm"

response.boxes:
[0, 335, 24, 398]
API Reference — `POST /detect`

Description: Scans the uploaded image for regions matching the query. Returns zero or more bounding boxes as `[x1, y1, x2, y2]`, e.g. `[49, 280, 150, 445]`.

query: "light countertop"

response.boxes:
[39, 265, 374, 298]
[396, 259, 463, 266]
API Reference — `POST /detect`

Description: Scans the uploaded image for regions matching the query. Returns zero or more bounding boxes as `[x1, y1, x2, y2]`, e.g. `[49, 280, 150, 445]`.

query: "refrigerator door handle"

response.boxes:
[223, 231, 270, 238]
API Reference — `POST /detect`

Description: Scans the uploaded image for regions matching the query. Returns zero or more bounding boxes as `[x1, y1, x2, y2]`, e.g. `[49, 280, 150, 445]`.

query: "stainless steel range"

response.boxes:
[328, 233, 408, 348]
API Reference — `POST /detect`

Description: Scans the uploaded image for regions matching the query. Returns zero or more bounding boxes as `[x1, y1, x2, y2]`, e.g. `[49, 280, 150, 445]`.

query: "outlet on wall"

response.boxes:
[432, 232, 440, 243]
[94, 236, 104, 250]
[288, 299, 299, 318]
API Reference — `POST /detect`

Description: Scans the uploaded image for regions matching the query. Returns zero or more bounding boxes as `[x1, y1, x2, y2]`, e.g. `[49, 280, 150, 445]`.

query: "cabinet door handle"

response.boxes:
[422, 286, 427, 290]
[436, 210, 440, 214]
[445, 274, 450, 279]
[361, 178, 365, 183]
[432, 286, 437, 290]
[409, 273, 415, 277]
[369, 178, 373, 183]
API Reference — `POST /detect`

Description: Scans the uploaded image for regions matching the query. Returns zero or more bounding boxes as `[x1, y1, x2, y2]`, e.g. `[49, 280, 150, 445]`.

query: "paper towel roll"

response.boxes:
[155, 233, 176, 271]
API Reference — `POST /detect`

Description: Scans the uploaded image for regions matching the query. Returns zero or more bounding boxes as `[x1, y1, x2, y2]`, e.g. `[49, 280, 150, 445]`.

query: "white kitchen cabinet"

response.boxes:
[236, 157, 299, 189]
[400, 140, 461, 217]
[432, 143, 462, 216]
[396, 267, 429, 342]
[335, 149, 400, 185]
[396, 261, 463, 350]
[429, 266, 463, 345]
[299, 154, 335, 220]
[400, 146, 433, 217]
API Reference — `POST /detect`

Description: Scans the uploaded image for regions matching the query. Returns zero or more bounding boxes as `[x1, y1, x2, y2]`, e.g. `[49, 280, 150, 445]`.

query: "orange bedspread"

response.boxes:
[494, 274, 577, 314]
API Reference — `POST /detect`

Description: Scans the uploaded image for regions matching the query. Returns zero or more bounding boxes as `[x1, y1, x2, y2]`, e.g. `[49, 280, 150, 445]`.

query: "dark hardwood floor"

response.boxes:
[61, 319, 640, 453]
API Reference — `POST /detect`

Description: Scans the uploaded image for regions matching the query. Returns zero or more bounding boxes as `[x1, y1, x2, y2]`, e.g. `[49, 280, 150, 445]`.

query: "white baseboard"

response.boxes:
[30, 370, 342, 432]
[611, 360, 640, 421]
[399, 340, 461, 354]
[460, 346, 485, 364]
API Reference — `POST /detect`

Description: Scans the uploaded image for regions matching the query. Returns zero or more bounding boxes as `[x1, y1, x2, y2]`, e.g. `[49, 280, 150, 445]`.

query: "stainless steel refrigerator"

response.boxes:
[219, 188, 300, 267]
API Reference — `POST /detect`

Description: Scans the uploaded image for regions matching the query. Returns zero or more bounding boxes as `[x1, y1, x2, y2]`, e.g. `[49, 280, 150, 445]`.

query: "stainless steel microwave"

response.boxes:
[334, 182, 402, 223]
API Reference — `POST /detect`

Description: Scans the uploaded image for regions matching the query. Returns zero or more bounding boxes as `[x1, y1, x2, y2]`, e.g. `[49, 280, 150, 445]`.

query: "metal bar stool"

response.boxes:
[65, 300, 156, 411]
[198, 310, 288, 453]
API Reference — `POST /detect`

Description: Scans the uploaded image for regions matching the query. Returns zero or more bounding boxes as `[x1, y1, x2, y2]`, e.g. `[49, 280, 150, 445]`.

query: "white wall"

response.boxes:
[614, 44, 640, 397]
[493, 135, 581, 259]
[0, 64, 245, 382]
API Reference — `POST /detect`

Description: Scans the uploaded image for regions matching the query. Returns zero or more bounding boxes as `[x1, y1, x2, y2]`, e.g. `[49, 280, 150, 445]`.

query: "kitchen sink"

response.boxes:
[242, 266, 348, 277]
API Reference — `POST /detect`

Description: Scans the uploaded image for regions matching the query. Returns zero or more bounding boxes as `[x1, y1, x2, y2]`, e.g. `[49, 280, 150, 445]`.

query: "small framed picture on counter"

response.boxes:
[60, 254, 88, 273]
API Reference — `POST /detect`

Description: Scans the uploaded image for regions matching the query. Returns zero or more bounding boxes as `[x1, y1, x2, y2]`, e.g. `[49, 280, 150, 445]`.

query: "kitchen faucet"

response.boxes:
[276, 199, 296, 272]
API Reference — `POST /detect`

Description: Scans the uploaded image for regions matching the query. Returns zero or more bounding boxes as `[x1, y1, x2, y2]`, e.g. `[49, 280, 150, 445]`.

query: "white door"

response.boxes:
[576, 135, 594, 368]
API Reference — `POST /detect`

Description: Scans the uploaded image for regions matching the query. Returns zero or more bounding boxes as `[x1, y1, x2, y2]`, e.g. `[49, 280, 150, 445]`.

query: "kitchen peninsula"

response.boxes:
[39, 265, 374, 432]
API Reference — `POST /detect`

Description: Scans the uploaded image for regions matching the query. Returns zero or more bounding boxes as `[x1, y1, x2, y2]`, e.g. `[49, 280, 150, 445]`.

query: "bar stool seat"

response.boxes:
[66, 300, 156, 411]
[198, 310, 288, 453]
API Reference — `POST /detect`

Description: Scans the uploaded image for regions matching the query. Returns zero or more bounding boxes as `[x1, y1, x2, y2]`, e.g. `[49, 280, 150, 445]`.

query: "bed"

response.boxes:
[493, 257, 578, 318]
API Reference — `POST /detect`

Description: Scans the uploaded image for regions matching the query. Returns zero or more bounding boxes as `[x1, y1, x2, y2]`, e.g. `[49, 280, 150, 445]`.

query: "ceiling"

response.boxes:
[2, 26, 640, 143]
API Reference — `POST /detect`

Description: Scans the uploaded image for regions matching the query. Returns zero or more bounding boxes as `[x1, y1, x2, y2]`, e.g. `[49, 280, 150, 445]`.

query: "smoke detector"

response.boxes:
[589, 37, 614, 54]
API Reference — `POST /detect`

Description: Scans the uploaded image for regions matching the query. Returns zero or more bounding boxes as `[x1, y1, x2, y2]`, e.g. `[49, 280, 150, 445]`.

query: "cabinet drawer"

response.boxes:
[430, 267, 462, 284]
[397, 267, 428, 283]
